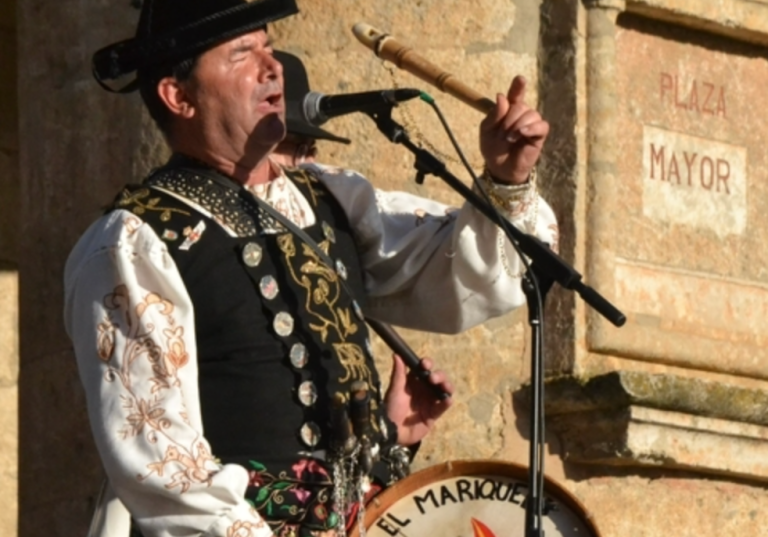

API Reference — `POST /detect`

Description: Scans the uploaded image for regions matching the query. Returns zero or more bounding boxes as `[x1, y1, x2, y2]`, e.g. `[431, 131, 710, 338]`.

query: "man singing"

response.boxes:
[65, 1, 556, 536]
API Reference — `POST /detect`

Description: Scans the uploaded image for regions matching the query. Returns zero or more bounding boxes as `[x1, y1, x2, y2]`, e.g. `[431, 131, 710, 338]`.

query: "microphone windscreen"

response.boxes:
[301, 91, 327, 126]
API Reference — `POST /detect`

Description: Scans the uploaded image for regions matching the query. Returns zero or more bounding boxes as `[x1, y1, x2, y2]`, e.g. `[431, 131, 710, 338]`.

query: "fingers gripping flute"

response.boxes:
[352, 22, 496, 114]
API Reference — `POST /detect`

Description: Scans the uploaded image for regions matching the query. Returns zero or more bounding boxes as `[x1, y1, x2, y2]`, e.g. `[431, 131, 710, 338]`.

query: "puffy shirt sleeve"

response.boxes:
[63, 210, 273, 537]
[308, 164, 559, 333]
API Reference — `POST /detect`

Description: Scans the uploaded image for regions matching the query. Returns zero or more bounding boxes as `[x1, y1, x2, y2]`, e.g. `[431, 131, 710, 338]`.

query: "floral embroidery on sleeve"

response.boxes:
[141, 442, 215, 492]
[227, 518, 269, 537]
[99, 283, 217, 493]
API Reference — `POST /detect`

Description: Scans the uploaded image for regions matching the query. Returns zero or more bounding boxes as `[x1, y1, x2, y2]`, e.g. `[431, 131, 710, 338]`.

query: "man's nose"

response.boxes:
[260, 52, 283, 81]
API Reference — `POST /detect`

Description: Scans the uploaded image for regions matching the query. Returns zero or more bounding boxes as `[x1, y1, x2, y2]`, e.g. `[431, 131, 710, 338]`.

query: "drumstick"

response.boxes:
[352, 22, 496, 114]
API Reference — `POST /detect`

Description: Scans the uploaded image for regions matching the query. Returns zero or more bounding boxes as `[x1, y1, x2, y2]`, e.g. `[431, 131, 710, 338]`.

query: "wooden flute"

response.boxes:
[352, 22, 496, 115]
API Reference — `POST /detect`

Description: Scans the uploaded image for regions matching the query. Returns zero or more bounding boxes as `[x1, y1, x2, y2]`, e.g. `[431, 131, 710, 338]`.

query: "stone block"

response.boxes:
[571, 472, 767, 536]
[0, 0, 14, 31]
[627, 0, 768, 47]
[21, 497, 97, 537]
[537, 0, 582, 375]
[18, 351, 102, 508]
[0, 28, 17, 142]
[583, 12, 768, 378]
[17, 0, 148, 364]
[541, 1, 768, 384]
[0, 150, 19, 263]
[0, 386, 17, 537]
[0, 268, 18, 386]
[517, 371, 768, 482]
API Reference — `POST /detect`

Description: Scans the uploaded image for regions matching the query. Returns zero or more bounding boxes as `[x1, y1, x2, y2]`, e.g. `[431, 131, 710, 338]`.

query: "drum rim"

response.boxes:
[353, 459, 602, 537]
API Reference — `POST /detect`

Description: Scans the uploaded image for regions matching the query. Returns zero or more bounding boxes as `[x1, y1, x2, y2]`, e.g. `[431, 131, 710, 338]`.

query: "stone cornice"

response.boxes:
[626, 0, 768, 46]
[531, 371, 768, 426]
[583, 0, 627, 11]
[516, 371, 768, 482]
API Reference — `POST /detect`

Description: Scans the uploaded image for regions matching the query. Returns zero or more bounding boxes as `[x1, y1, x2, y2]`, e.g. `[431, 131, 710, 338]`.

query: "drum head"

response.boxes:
[351, 460, 601, 537]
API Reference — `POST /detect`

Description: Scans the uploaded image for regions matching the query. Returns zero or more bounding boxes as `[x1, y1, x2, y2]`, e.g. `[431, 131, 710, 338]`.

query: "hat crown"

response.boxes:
[92, 0, 298, 87]
[137, 0, 247, 39]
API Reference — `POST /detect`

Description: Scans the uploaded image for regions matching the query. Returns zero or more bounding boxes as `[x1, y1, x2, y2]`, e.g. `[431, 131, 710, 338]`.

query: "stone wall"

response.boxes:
[525, 1, 768, 535]
[15, 0, 164, 533]
[0, 0, 18, 533]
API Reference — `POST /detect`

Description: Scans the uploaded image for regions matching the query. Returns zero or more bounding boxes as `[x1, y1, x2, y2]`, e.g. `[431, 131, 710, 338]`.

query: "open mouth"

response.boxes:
[263, 91, 283, 108]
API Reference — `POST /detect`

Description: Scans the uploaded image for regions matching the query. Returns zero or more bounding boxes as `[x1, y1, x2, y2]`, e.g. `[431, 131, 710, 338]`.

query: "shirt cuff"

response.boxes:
[474, 167, 540, 227]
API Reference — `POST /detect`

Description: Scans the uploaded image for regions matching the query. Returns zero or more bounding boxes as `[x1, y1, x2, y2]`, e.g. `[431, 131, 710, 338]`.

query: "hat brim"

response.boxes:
[93, 0, 298, 84]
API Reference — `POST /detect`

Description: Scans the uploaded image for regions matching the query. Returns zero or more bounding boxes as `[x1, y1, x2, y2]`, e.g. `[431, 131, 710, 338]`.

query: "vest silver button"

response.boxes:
[273, 311, 294, 337]
[300, 422, 321, 447]
[259, 275, 279, 300]
[335, 258, 348, 280]
[322, 221, 336, 243]
[242, 242, 263, 267]
[298, 381, 318, 407]
[289, 343, 308, 369]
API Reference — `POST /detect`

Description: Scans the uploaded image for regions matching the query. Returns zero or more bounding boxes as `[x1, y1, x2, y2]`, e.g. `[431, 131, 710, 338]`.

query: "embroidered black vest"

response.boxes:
[112, 156, 396, 474]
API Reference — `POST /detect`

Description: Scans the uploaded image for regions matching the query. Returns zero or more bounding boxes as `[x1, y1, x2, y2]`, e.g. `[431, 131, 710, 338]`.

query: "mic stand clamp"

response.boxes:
[366, 106, 625, 537]
[367, 108, 453, 193]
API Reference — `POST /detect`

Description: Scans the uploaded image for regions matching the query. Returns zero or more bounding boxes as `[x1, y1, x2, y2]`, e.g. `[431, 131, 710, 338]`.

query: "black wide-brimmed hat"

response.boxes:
[275, 51, 351, 144]
[92, 0, 298, 92]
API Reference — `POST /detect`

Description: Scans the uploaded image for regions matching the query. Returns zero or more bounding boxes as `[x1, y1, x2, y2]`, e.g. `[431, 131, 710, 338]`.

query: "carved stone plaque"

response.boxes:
[600, 14, 768, 377]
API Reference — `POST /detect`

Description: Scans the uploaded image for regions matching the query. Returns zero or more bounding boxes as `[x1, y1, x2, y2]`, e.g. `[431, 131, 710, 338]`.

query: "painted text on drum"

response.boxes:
[409, 478, 556, 515]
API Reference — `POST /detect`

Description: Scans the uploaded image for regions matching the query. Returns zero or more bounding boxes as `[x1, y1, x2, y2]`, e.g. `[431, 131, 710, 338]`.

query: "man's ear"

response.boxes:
[157, 77, 195, 119]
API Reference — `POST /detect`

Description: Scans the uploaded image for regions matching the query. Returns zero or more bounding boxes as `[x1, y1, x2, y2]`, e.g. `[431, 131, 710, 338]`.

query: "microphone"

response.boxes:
[366, 318, 451, 400]
[302, 88, 422, 126]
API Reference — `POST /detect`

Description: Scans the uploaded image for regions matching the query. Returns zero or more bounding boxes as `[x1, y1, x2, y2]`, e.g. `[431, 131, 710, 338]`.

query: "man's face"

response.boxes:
[184, 29, 286, 159]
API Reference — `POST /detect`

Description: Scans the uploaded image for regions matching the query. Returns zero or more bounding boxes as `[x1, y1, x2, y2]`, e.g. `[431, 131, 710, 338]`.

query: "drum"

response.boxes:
[351, 460, 601, 537]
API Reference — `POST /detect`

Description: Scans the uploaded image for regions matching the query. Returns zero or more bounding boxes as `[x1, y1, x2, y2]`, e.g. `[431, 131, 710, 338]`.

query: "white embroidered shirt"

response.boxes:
[64, 164, 558, 537]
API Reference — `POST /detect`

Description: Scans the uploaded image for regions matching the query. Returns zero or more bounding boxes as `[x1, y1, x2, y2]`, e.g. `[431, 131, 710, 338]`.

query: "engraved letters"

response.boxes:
[659, 72, 726, 117]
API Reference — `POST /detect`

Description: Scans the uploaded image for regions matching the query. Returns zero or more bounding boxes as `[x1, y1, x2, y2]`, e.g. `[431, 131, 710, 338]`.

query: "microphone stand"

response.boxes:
[365, 106, 625, 537]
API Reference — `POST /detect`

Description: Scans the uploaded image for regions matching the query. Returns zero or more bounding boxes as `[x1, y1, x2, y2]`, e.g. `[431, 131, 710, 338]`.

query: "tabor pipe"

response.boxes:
[366, 318, 451, 400]
[352, 22, 496, 115]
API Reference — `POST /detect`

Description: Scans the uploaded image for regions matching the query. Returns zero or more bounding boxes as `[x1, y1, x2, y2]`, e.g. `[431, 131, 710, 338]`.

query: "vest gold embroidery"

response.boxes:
[117, 187, 191, 222]
[278, 233, 371, 385]
[289, 168, 325, 207]
[333, 343, 371, 385]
